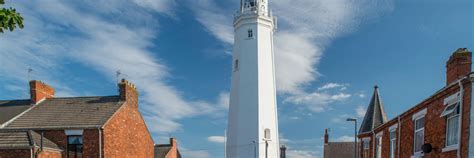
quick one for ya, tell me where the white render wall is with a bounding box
[226,13,279,158]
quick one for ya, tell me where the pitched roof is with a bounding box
[30,131,62,150]
[0,100,33,126]
[359,86,388,134]
[324,142,355,158]
[0,130,60,150]
[3,96,124,129]
[154,144,172,158]
[0,130,31,149]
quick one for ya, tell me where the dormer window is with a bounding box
[248,29,253,38]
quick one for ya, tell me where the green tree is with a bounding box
[0,0,24,33]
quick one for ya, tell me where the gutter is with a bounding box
[372,130,375,158]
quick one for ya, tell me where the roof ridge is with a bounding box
[47,95,120,100]
[0,99,30,102]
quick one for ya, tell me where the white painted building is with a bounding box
[226,0,280,157]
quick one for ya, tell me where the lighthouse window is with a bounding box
[248,29,253,38]
[264,128,271,140]
[234,60,239,71]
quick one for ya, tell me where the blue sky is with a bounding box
[0,0,472,157]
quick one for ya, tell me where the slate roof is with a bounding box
[0,100,33,125]
[155,144,172,158]
[3,96,124,129]
[323,142,355,158]
[359,86,389,134]
[0,130,60,150]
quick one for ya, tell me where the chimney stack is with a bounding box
[280,145,287,158]
[29,80,55,104]
[324,129,329,144]
[446,48,472,84]
[118,79,139,108]
[170,138,177,147]
[170,138,179,157]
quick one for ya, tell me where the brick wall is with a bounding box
[103,80,154,157]
[102,103,154,157]
[37,149,62,158]
[0,149,31,158]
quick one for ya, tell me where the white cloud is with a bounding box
[284,92,351,112]
[318,83,348,91]
[180,150,210,158]
[356,106,367,118]
[335,135,355,142]
[132,0,177,17]
[190,0,234,44]
[330,114,351,123]
[207,136,226,143]
[287,150,319,158]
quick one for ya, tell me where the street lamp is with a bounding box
[347,118,358,158]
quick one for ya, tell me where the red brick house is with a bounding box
[358,48,473,158]
[154,138,181,158]
[323,129,355,158]
[0,79,154,158]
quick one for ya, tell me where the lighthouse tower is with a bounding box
[226,0,279,157]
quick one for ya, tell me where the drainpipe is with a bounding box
[397,116,401,158]
[372,131,375,158]
[457,78,466,158]
[98,128,102,158]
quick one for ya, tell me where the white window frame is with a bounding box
[412,110,426,157]
[443,106,460,152]
[375,133,383,158]
[389,127,397,158]
[441,93,461,152]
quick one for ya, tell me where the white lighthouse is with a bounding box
[226,0,279,157]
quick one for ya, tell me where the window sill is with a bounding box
[411,153,424,158]
[442,145,458,152]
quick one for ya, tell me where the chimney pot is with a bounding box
[324,129,329,144]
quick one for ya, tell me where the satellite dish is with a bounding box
[421,143,433,153]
